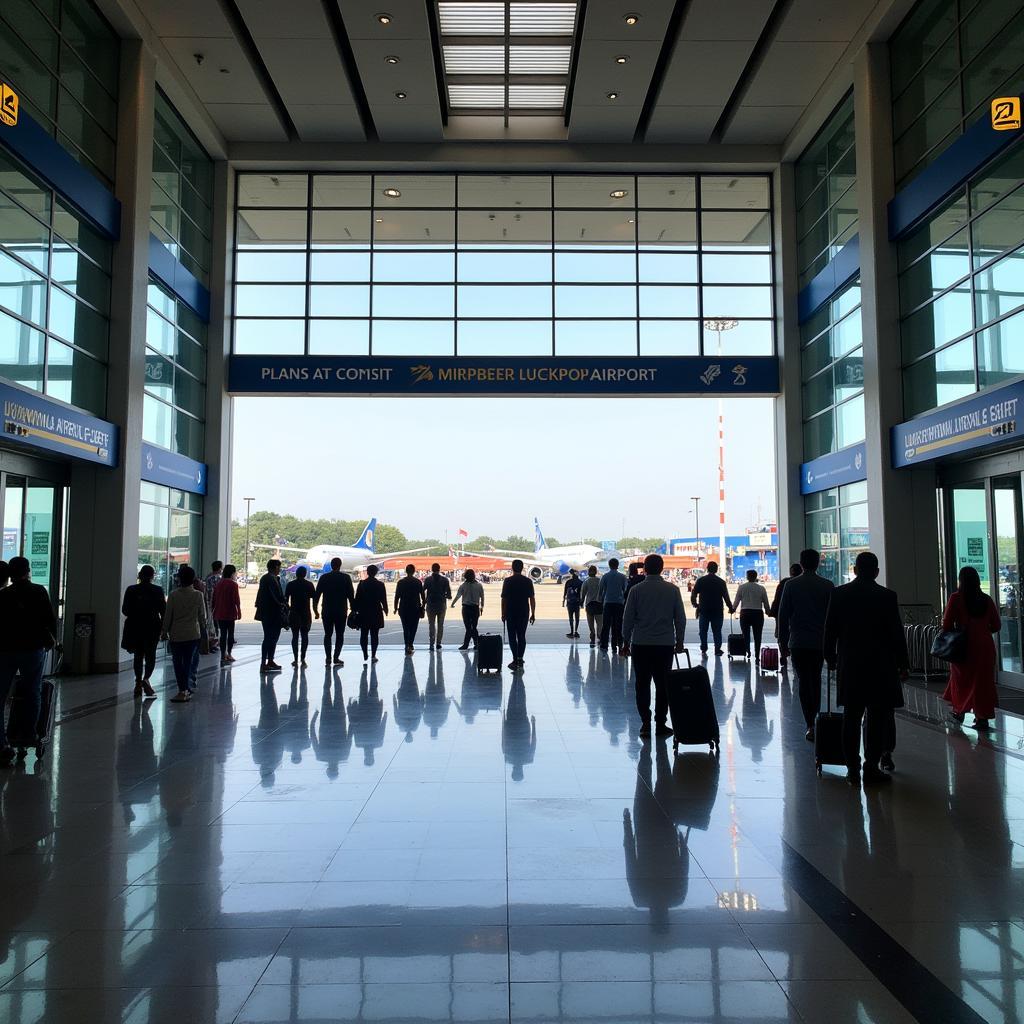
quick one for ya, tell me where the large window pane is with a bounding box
[904,338,976,417]
[234,318,305,354]
[701,176,770,209]
[308,319,370,355]
[312,210,372,248]
[47,286,107,358]
[311,252,371,282]
[554,176,634,208]
[458,320,552,355]
[899,231,970,313]
[373,320,454,355]
[702,285,771,318]
[373,175,455,208]
[237,209,307,249]
[901,287,973,361]
[312,174,371,207]
[804,413,836,461]
[705,319,773,355]
[373,285,454,318]
[701,211,770,251]
[372,210,453,248]
[457,252,551,282]
[238,174,308,207]
[236,252,308,282]
[143,395,173,449]
[554,252,635,282]
[555,320,636,355]
[556,211,635,248]
[977,306,1024,388]
[458,285,552,318]
[971,194,1024,269]
[639,320,699,355]
[556,285,635,318]
[638,286,697,318]
[0,249,46,326]
[458,175,550,208]
[637,212,695,251]
[638,253,698,283]
[973,244,1024,327]
[0,201,50,273]
[235,284,306,318]
[458,210,550,248]
[309,285,370,317]
[0,308,44,391]
[637,176,696,209]
[702,254,771,284]
[373,252,455,282]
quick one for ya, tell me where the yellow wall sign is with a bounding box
[991,96,1021,131]
[0,83,18,127]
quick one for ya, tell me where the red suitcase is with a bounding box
[760,647,779,672]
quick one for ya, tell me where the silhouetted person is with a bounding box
[121,563,165,698]
[580,565,603,647]
[735,569,771,661]
[349,665,387,765]
[251,681,284,787]
[393,660,424,742]
[501,559,536,670]
[314,557,355,666]
[310,671,352,778]
[423,654,451,738]
[423,563,452,649]
[690,560,733,657]
[565,645,583,707]
[625,562,644,596]
[255,559,287,673]
[286,565,317,666]
[621,554,686,739]
[353,564,388,663]
[824,551,908,786]
[394,563,425,656]
[599,557,628,651]
[280,670,311,764]
[734,674,774,762]
[452,568,484,650]
[777,548,834,739]
[563,568,583,638]
[770,562,802,668]
[942,565,1001,731]
[161,564,208,704]
[203,560,223,651]
[502,676,536,781]
[212,563,241,664]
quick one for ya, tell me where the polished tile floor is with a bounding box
[1,645,1022,1023]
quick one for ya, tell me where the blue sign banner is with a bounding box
[1,381,117,466]
[141,442,207,495]
[800,442,867,495]
[228,355,780,396]
[892,381,1024,468]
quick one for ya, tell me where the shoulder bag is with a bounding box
[930,627,967,663]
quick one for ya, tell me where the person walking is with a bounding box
[501,559,536,670]
[212,563,241,664]
[161,565,208,703]
[423,564,452,650]
[941,565,1001,731]
[203,560,223,651]
[395,564,425,655]
[0,557,57,764]
[315,557,355,667]
[735,569,772,662]
[770,563,802,668]
[581,565,602,647]
[599,557,628,652]
[777,548,835,740]
[286,565,317,667]
[625,563,644,597]
[824,552,909,786]
[621,554,687,739]
[255,559,288,673]
[452,568,485,650]
[690,561,734,657]
[563,569,583,638]
[121,564,166,697]
[354,564,388,663]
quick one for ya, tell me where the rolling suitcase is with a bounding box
[760,647,779,672]
[814,669,845,776]
[726,616,747,659]
[477,633,502,675]
[666,650,720,754]
[7,679,57,761]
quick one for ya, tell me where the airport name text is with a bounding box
[4,399,112,448]
[260,365,659,383]
[262,367,393,382]
[902,397,1019,449]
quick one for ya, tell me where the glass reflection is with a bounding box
[502,677,536,781]
[423,655,451,738]
[349,665,387,765]
[309,669,352,777]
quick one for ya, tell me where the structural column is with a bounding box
[62,39,155,671]
[854,42,938,604]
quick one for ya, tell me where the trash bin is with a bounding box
[70,612,95,674]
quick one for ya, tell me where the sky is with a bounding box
[230,396,778,542]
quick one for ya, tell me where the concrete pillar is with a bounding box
[774,162,804,570]
[63,40,154,671]
[201,161,234,569]
[854,42,939,604]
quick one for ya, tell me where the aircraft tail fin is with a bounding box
[534,518,547,553]
[354,518,377,553]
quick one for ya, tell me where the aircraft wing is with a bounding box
[466,547,536,559]
[249,542,309,554]
[365,545,435,561]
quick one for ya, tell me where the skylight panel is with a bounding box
[439,2,505,34]
[448,84,506,108]
[443,46,506,74]
[509,3,577,35]
[508,85,566,107]
[509,46,571,74]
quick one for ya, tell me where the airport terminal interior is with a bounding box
[2,0,1024,1021]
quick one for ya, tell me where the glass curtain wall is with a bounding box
[891,0,1024,187]
[0,148,111,415]
[899,137,1024,418]
[233,173,775,357]
[805,481,870,585]
[0,0,119,187]
[137,482,203,592]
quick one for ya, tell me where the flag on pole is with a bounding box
[458,528,469,538]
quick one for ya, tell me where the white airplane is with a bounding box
[250,518,432,577]
[469,519,612,581]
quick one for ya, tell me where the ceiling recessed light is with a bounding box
[606,92,619,100]
[394,91,406,99]
[609,189,629,199]
[624,13,639,26]
[615,55,628,64]
[375,217,383,223]
[384,54,400,64]
[627,217,635,224]
[382,188,401,198]
[376,12,391,24]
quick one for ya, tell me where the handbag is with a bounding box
[199,633,210,655]
[930,627,967,663]
[347,610,361,630]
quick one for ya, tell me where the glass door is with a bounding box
[992,477,1022,674]
[0,475,64,597]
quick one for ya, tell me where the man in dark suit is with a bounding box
[824,551,909,787]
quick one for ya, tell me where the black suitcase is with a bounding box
[477,633,502,675]
[814,670,845,776]
[726,617,746,659]
[7,679,57,760]
[666,650,720,754]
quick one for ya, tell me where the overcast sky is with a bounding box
[230,396,778,542]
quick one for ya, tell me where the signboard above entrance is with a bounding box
[228,355,780,397]
[141,442,207,496]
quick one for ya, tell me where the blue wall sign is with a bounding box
[228,355,781,396]
[892,381,1024,468]
[800,442,867,495]
[797,235,860,324]
[148,235,211,322]
[141,442,207,495]
[1,381,117,466]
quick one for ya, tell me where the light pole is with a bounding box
[243,497,255,587]
[690,496,701,566]
[703,318,738,576]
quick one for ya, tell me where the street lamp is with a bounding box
[243,497,255,588]
[690,496,701,566]
[703,318,738,577]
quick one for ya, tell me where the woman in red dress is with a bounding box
[941,566,1001,730]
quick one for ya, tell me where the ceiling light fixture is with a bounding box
[376,12,392,25]
[382,188,401,198]
[609,189,628,198]
[624,13,639,26]
[384,55,400,64]
[615,55,628,64]
[394,91,407,99]
[375,217,383,223]
[606,92,619,100]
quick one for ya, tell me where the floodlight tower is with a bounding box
[703,319,738,575]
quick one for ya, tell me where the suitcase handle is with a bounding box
[674,648,692,669]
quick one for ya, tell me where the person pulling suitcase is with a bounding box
[620,554,687,739]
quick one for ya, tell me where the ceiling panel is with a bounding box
[775,0,877,42]
[204,103,288,142]
[722,105,805,143]
[682,0,783,41]
[135,0,235,39]
[737,42,847,107]
[162,37,271,105]
[644,105,722,143]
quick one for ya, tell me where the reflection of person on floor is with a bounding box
[251,681,285,787]
[709,656,737,724]
[393,660,424,742]
[502,677,536,781]
[117,700,158,825]
[565,646,583,707]
[624,742,688,929]
[734,674,773,762]
[423,653,451,738]
[454,652,501,724]
[280,670,311,765]
[310,670,351,778]
[349,666,387,765]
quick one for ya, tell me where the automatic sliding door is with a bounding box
[992,478,1022,674]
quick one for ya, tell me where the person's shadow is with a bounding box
[502,677,536,782]
[349,665,387,766]
[423,653,451,738]
[734,673,774,762]
[565,646,583,707]
[280,670,311,765]
[251,681,285,788]
[453,652,502,725]
[709,656,737,725]
[117,700,158,826]
[623,742,690,929]
[310,669,352,779]
[393,660,424,743]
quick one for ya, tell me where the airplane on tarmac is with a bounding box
[250,518,432,577]
[468,519,615,581]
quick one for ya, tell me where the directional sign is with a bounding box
[991,96,1021,132]
[0,83,18,127]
